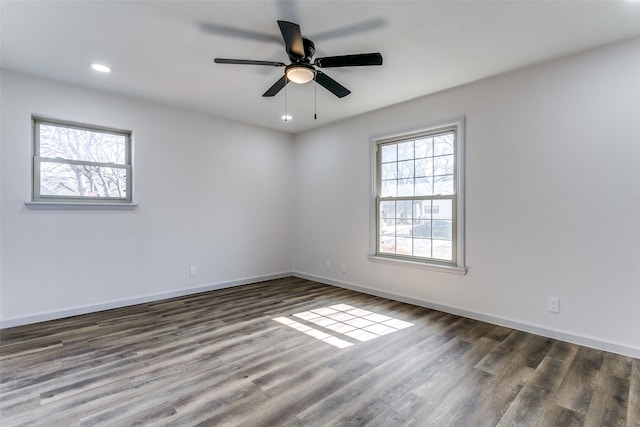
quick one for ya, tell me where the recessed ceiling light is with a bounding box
[90,63,111,73]
[281,114,293,121]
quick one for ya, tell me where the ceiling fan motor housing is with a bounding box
[289,38,315,63]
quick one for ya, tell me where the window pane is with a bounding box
[413,200,432,219]
[381,180,397,197]
[432,220,452,240]
[380,236,395,253]
[398,160,414,179]
[396,223,412,237]
[398,178,414,196]
[380,201,395,218]
[432,240,452,260]
[380,219,395,236]
[414,177,432,196]
[433,199,452,220]
[415,158,432,177]
[434,154,454,176]
[412,220,431,238]
[414,138,432,158]
[381,163,397,180]
[380,144,397,163]
[396,237,412,255]
[434,134,454,155]
[434,175,454,195]
[39,161,127,198]
[39,124,126,164]
[396,200,413,222]
[413,238,431,258]
[397,141,414,161]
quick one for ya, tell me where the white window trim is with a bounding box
[368,116,466,274]
[30,116,135,209]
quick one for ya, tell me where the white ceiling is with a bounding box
[2,0,640,134]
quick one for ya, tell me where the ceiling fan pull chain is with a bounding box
[284,84,288,121]
[314,76,318,120]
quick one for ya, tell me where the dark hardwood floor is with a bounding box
[1,277,638,426]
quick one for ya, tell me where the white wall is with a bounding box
[0,70,294,325]
[293,38,640,357]
[2,38,638,357]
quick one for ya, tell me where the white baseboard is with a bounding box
[4,270,638,359]
[292,271,640,359]
[0,272,292,329]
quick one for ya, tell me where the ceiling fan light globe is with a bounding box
[286,65,315,84]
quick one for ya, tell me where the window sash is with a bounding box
[376,196,457,264]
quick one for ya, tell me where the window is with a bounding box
[32,117,132,203]
[372,118,465,271]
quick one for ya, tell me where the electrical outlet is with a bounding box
[341,262,347,273]
[325,261,331,271]
[189,266,197,278]
[547,297,559,313]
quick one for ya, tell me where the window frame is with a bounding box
[31,116,133,205]
[369,117,466,274]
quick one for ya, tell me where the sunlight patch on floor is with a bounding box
[273,303,414,348]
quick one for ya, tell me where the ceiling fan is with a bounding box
[214,20,383,98]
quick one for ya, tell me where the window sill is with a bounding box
[25,201,138,211]
[367,254,467,275]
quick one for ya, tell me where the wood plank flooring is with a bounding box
[1,277,638,426]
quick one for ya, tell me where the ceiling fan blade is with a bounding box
[277,20,305,57]
[314,53,383,68]
[315,71,351,98]
[308,18,385,42]
[263,75,289,97]
[214,58,285,67]
[199,22,281,44]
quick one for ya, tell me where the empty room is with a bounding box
[1,1,639,425]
